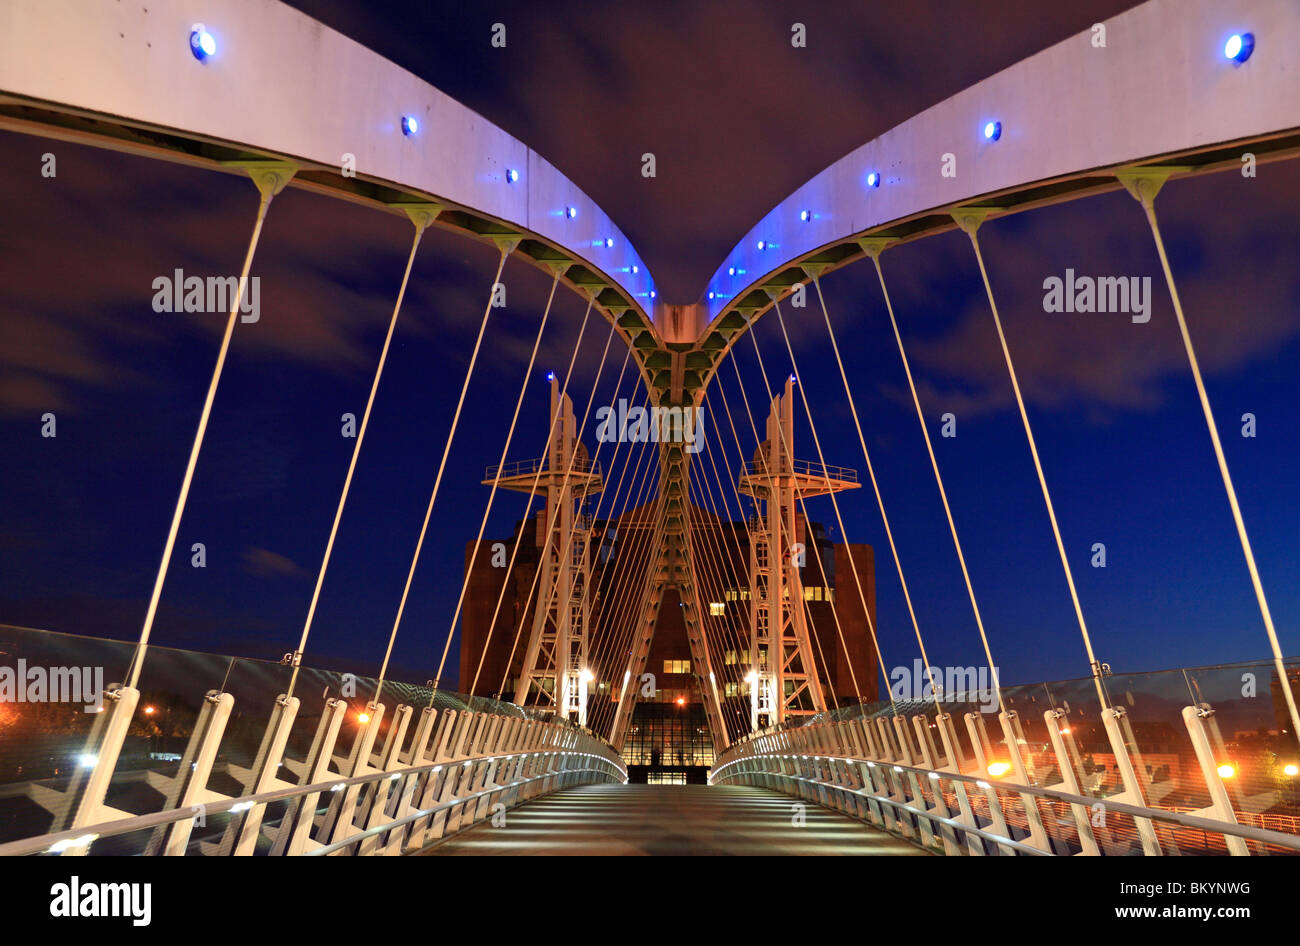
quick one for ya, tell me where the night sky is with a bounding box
[1,0,1296,694]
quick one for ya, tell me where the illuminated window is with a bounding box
[663,659,691,674]
[724,682,739,697]
[708,602,725,616]
[724,650,738,665]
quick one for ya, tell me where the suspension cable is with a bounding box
[806,267,944,707]
[127,168,291,690]
[289,214,435,705]
[860,244,1006,715]
[427,270,567,700]
[955,214,1101,710]
[376,241,514,702]
[1123,177,1300,746]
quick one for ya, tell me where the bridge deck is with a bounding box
[421,784,930,856]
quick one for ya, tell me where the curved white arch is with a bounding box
[0,0,658,333]
[699,0,1300,341]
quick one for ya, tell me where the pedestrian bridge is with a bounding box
[1,0,1299,857]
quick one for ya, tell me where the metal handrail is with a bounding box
[711,751,1300,853]
[740,458,858,483]
[485,457,601,481]
[306,762,619,855]
[1,746,626,857]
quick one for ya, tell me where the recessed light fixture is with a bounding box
[190,24,216,61]
[1224,32,1255,63]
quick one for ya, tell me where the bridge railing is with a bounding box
[740,458,858,484]
[714,658,1300,856]
[485,456,601,481]
[0,624,625,855]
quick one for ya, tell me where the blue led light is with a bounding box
[631,265,639,274]
[866,171,880,188]
[1224,32,1254,63]
[728,267,736,276]
[983,120,1001,141]
[650,290,656,299]
[799,209,811,222]
[546,371,556,382]
[190,24,216,61]
[565,206,578,219]
[401,115,419,136]
[604,237,614,248]
[506,168,519,183]
[708,291,715,300]
[757,240,766,251]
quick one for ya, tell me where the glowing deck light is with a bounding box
[799,209,811,222]
[506,168,519,183]
[728,267,736,276]
[357,712,370,724]
[1285,764,1299,777]
[190,25,216,61]
[631,264,638,274]
[986,761,1012,778]
[565,206,578,219]
[745,671,757,684]
[983,120,1002,141]
[1217,763,1236,779]
[675,696,686,706]
[143,705,156,715]
[866,171,880,188]
[580,669,594,683]
[1224,33,1254,63]
[77,753,98,768]
[649,290,656,299]
[604,237,614,248]
[708,291,715,300]
[401,115,419,136]
[756,240,767,250]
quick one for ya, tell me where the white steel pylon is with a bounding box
[737,376,857,729]
[493,375,602,724]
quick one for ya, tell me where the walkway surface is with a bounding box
[422,783,930,855]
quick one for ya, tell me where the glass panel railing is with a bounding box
[0,623,572,846]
